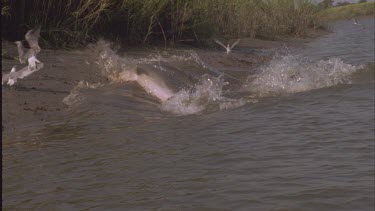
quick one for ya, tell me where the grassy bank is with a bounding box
[2,0,323,48]
[319,2,375,21]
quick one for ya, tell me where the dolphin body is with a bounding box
[118,65,175,102]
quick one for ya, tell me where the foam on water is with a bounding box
[244,54,363,96]
[63,81,104,107]
[161,74,247,115]
[94,40,138,83]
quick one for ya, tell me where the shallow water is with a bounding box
[3,17,374,210]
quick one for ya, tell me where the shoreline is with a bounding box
[2,31,327,138]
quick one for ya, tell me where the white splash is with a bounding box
[94,41,187,102]
[93,41,250,113]
[244,54,362,96]
[160,74,245,115]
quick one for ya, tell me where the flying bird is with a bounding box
[2,63,44,86]
[214,39,240,54]
[2,66,24,86]
[15,26,42,64]
[27,55,42,69]
[25,25,41,52]
[3,26,44,87]
[2,67,16,85]
[20,62,44,79]
[15,41,36,64]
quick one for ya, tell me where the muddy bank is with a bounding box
[2,35,321,137]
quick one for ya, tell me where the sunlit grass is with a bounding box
[319,2,375,21]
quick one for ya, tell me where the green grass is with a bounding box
[319,2,375,21]
[2,0,324,48]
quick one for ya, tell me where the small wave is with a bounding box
[244,54,363,96]
[63,81,104,107]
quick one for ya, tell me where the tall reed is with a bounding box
[1,0,323,48]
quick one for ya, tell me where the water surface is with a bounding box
[3,17,374,210]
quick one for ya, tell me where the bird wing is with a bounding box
[15,41,27,63]
[214,39,227,49]
[14,67,26,78]
[2,72,11,84]
[17,66,32,79]
[3,67,18,82]
[230,39,240,49]
[25,26,41,52]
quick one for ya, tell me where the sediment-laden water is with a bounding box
[3,17,374,210]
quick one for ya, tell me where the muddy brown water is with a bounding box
[2,17,374,210]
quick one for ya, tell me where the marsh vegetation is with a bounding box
[319,2,375,21]
[1,0,325,48]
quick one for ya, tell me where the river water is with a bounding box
[3,17,374,210]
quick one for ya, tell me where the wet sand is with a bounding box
[1,33,324,137]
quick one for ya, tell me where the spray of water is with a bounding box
[244,54,362,96]
[160,74,246,115]
[90,41,363,115]
[63,81,104,107]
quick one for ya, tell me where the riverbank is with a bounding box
[2,0,323,48]
[319,2,375,21]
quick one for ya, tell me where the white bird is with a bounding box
[25,25,41,53]
[7,77,17,86]
[2,67,16,85]
[214,39,240,54]
[3,26,44,87]
[2,61,44,86]
[2,67,23,86]
[352,18,366,30]
[28,55,42,69]
[19,62,44,79]
[15,26,42,64]
[15,41,36,64]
